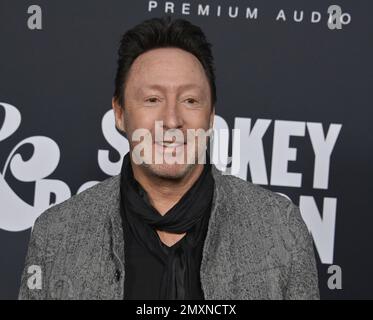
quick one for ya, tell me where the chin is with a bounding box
[143,162,195,180]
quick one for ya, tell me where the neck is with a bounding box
[131,162,205,215]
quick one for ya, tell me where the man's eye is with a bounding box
[185,98,197,104]
[145,97,159,103]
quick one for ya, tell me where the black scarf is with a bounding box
[119,152,214,299]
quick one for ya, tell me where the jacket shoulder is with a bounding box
[212,167,306,247]
[33,174,121,232]
[213,167,293,214]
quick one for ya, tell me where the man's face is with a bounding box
[113,47,214,179]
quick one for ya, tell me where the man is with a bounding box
[18,15,319,300]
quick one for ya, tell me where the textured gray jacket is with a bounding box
[18,165,319,300]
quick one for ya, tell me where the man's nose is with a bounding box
[162,101,183,130]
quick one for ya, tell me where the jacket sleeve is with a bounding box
[18,212,49,300]
[284,201,320,300]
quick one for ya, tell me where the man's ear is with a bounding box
[112,97,126,133]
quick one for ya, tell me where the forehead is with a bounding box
[126,47,209,92]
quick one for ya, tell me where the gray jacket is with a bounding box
[18,165,319,300]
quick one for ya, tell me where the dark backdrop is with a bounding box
[0,0,372,299]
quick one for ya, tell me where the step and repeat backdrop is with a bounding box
[0,0,372,299]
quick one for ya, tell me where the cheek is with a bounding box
[183,111,212,130]
[125,110,156,134]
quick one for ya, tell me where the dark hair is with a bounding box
[113,15,217,109]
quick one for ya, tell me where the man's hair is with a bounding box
[113,15,217,109]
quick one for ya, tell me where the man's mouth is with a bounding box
[155,141,185,148]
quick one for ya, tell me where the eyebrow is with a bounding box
[139,83,203,93]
